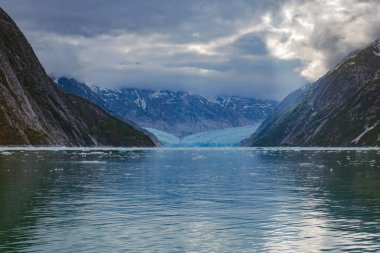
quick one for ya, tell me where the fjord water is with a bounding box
[0,148,379,252]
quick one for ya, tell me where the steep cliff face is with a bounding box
[245,40,380,147]
[0,8,154,146]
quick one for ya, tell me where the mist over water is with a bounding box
[0,148,380,252]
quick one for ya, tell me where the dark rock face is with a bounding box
[245,40,380,147]
[57,78,278,137]
[0,8,154,146]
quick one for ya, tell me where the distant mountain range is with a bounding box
[0,8,154,147]
[56,77,278,137]
[244,40,380,147]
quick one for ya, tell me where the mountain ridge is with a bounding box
[57,77,278,137]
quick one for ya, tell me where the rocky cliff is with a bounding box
[0,8,154,146]
[245,40,380,147]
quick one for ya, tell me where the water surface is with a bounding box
[0,147,379,252]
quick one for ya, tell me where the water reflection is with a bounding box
[0,148,379,252]
[253,150,380,252]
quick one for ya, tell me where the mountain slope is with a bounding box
[57,78,278,137]
[241,83,312,146]
[245,40,380,147]
[0,8,154,146]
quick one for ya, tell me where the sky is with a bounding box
[1,0,380,100]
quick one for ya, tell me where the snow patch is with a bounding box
[205,96,218,103]
[134,90,147,110]
[351,122,379,144]
[217,97,232,106]
[149,90,166,99]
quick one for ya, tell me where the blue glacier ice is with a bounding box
[145,124,261,147]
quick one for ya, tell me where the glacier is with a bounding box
[145,124,261,147]
[144,128,181,146]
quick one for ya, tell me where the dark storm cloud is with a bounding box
[3,0,195,36]
[1,0,379,100]
[2,0,284,37]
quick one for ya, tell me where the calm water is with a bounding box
[0,147,380,252]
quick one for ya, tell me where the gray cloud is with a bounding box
[1,0,379,100]
[2,0,278,38]
[233,34,268,56]
[263,0,380,79]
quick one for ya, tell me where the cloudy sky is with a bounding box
[2,0,380,100]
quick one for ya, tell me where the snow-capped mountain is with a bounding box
[57,77,278,137]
